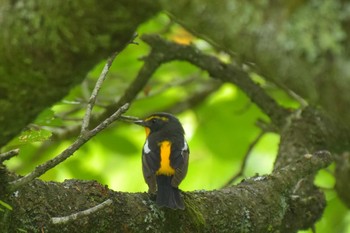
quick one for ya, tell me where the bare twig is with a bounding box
[89,104,129,136]
[118,115,140,123]
[51,199,113,224]
[0,149,20,163]
[222,130,266,188]
[81,32,137,133]
[81,51,119,133]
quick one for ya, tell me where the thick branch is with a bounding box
[274,106,346,170]
[141,34,290,128]
[2,151,331,232]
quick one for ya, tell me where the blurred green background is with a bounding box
[3,13,350,233]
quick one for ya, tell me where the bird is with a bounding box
[134,112,189,210]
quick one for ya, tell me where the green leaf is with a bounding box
[6,128,52,148]
[35,108,63,127]
[17,229,28,233]
[0,200,13,211]
[18,128,52,144]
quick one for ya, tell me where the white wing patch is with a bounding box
[182,138,188,151]
[143,139,151,154]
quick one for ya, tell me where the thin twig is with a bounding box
[51,199,113,224]
[89,104,129,137]
[81,32,137,133]
[118,115,140,123]
[222,130,266,188]
[81,51,119,133]
[0,149,20,163]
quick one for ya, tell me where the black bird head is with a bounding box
[134,112,184,137]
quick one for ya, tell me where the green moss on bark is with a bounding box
[0,0,160,147]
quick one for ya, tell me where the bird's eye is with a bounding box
[151,118,157,123]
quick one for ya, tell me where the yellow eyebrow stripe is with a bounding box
[145,116,169,122]
[156,141,175,176]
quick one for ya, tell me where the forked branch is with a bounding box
[7,49,129,192]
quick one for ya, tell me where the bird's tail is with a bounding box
[156,175,184,210]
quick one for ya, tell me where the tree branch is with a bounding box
[81,52,119,133]
[7,103,129,193]
[51,199,113,225]
[0,149,19,164]
[4,150,332,232]
[141,34,290,128]
[81,33,138,133]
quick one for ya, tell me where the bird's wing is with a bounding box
[171,141,189,188]
[142,140,159,193]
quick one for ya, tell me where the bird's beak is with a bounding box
[133,119,146,126]
[134,119,151,137]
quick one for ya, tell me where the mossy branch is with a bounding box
[3,150,331,232]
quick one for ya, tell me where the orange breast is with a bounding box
[156,140,175,176]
